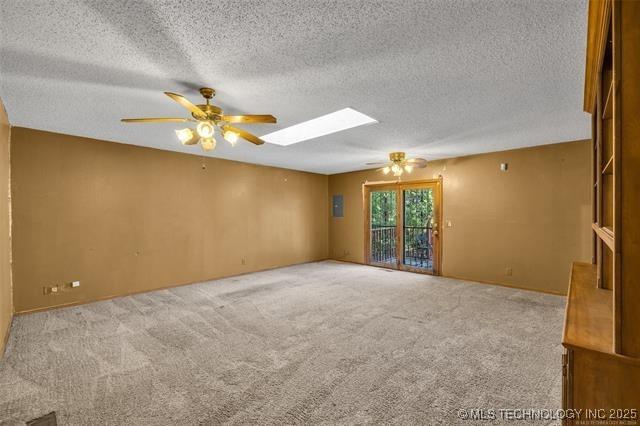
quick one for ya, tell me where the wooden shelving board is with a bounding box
[593,223,614,250]
[602,80,613,120]
[602,155,613,175]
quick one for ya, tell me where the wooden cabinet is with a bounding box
[562,0,640,422]
[563,346,640,423]
[562,263,640,424]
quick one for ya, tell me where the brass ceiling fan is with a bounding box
[121,87,276,151]
[366,152,427,177]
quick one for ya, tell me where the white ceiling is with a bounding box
[0,0,590,174]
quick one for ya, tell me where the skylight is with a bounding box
[261,108,378,146]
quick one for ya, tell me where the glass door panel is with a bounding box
[365,180,440,274]
[369,190,397,267]
[402,188,434,272]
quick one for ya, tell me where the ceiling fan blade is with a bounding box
[222,125,265,145]
[406,158,428,168]
[121,117,191,123]
[365,161,388,166]
[164,92,207,119]
[222,115,277,124]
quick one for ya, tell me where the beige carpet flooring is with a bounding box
[0,261,565,425]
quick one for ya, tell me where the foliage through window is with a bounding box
[370,191,396,227]
[403,189,433,226]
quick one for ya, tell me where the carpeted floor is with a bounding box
[0,261,565,425]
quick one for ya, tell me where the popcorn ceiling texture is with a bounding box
[0,0,589,174]
[0,261,564,424]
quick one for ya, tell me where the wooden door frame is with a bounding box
[363,177,443,275]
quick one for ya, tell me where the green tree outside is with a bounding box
[403,189,433,227]
[370,189,433,227]
[370,191,396,227]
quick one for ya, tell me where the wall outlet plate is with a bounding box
[45,281,81,294]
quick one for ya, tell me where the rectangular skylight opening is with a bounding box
[261,108,378,146]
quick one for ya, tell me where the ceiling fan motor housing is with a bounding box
[193,104,222,121]
[194,88,222,121]
[389,152,406,162]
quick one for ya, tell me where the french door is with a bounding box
[364,179,442,275]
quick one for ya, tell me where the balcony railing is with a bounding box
[371,225,397,264]
[370,224,432,269]
[403,226,433,268]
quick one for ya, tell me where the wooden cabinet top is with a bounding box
[562,262,613,354]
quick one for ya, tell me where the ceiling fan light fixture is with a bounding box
[223,130,239,146]
[200,137,216,151]
[175,128,198,145]
[196,121,215,138]
[369,152,427,177]
[122,88,274,149]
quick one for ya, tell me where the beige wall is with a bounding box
[8,127,591,314]
[329,140,592,294]
[11,128,328,313]
[0,99,12,354]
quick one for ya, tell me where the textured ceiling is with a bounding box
[0,0,589,174]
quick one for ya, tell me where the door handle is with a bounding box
[432,223,438,237]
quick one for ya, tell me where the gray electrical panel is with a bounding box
[332,195,344,218]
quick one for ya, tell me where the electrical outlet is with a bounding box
[44,281,80,295]
[43,285,59,295]
[241,258,246,265]
[59,282,74,291]
[505,267,513,276]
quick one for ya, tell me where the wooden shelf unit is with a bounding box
[591,1,616,295]
[562,0,640,420]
